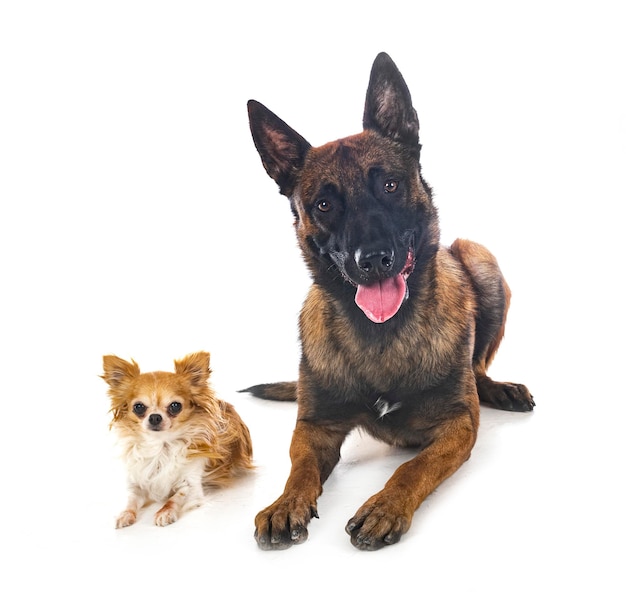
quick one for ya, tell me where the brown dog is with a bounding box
[244,52,534,551]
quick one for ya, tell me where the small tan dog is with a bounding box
[102,351,253,528]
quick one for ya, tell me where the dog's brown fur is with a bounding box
[244,53,534,550]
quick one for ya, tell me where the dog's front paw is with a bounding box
[345,495,411,551]
[115,510,137,529]
[254,497,318,550]
[155,504,179,527]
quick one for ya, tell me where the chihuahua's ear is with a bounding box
[101,355,140,388]
[174,351,211,388]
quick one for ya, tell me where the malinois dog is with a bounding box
[244,52,534,551]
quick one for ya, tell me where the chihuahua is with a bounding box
[102,351,253,528]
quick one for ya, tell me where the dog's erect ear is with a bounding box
[247,100,311,197]
[101,355,140,387]
[174,351,211,388]
[363,52,420,147]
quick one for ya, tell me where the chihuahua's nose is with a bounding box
[148,414,163,427]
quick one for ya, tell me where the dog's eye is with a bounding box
[316,199,332,213]
[168,402,182,416]
[384,179,399,193]
[132,402,147,417]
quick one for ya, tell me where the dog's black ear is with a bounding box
[247,100,311,197]
[363,52,420,147]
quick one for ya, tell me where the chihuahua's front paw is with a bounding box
[116,509,137,528]
[155,503,178,527]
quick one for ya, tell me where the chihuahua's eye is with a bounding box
[384,179,399,193]
[133,403,147,417]
[168,402,182,416]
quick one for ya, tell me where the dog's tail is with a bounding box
[239,381,297,402]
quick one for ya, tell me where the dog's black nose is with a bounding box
[148,414,163,426]
[356,249,395,276]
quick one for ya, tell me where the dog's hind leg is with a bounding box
[450,238,535,412]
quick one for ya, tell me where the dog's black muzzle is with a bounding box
[335,228,414,287]
[354,247,395,280]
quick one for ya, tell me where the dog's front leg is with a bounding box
[255,419,348,550]
[346,409,478,550]
[116,485,147,528]
[154,476,205,527]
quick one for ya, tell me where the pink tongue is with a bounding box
[355,274,407,323]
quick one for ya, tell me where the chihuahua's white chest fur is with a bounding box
[122,434,205,502]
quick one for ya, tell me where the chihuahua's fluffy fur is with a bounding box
[102,351,253,528]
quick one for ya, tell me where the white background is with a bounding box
[1,1,624,590]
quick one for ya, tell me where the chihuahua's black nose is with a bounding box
[148,414,163,427]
